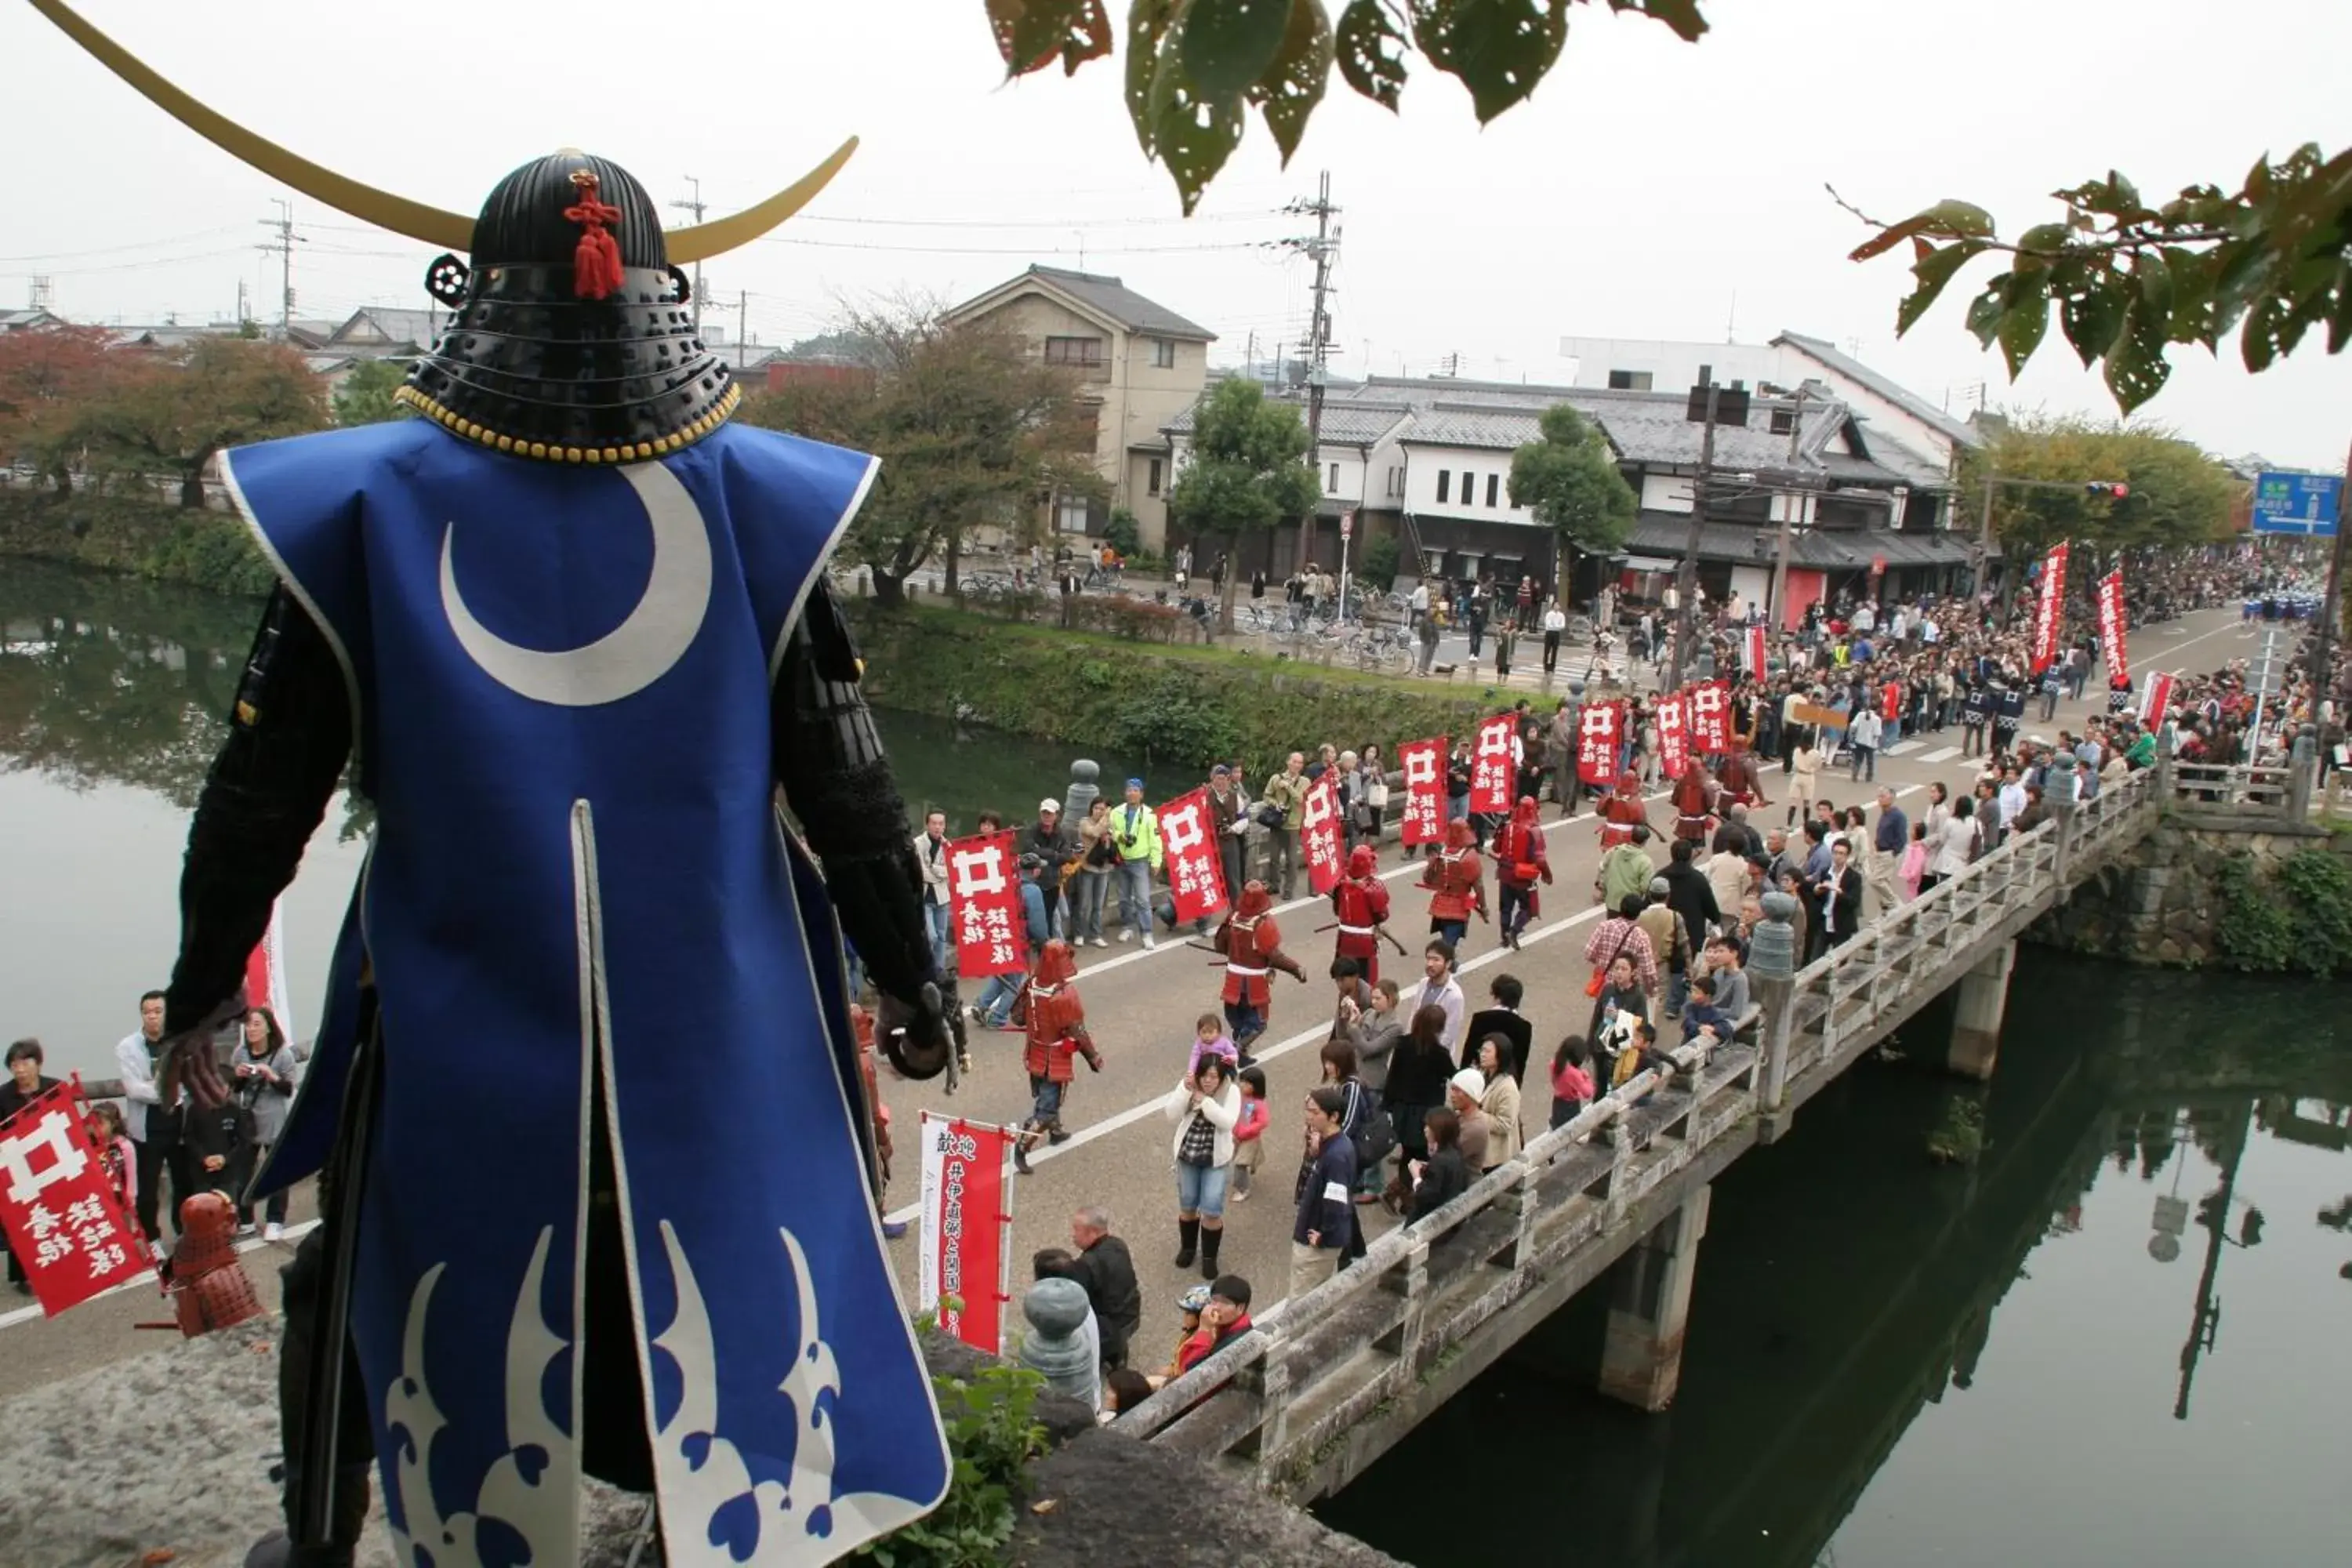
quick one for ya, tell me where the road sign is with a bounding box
[2252,470,2341,536]
[1340,510,1354,540]
[1869,554,1886,576]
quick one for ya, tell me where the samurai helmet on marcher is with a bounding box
[1346,844,1378,879]
[1234,880,1273,918]
[1032,938,1080,988]
[1446,819,1478,850]
[1512,795,1540,827]
[24,0,856,463]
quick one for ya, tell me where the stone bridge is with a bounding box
[1123,757,2308,1501]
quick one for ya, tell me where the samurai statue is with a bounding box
[27,5,955,1565]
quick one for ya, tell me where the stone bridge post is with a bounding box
[1596,1185,1711,1412]
[1947,939,2017,1081]
[1748,890,1799,1137]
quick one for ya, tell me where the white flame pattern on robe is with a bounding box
[379,1220,908,1568]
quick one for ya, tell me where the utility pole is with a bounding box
[670,177,706,334]
[1769,387,1804,633]
[2307,434,2352,705]
[1280,171,1340,572]
[736,289,749,363]
[255,199,302,333]
[1670,379,1723,691]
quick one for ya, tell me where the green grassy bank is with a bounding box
[850,601,1505,775]
[0,490,277,597]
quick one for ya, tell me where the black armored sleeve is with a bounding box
[772,576,940,1007]
[162,586,353,1036]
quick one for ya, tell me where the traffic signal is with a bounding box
[2085,481,2130,499]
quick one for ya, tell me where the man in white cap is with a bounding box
[1446,1068,1491,1172]
[1024,796,1077,939]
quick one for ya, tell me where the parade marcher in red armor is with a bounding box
[161,1191,265,1337]
[1212,880,1305,1053]
[1671,757,1718,846]
[1715,736,1768,812]
[1330,844,1394,986]
[1597,770,1653,850]
[1489,797,1552,950]
[1419,820,1489,949]
[1016,940,1101,1174]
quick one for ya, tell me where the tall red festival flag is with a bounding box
[1740,624,1767,678]
[916,1112,1015,1354]
[2031,542,2070,673]
[242,898,294,1032]
[2096,569,2129,686]
[1657,690,1690,779]
[1397,738,1446,846]
[1469,713,1516,813]
[1157,787,1228,924]
[1576,702,1622,786]
[1690,682,1731,754]
[947,830,1025,979]
[1301,772,1345,895]
[2139,670,2176,724]
[0,1079,152,1318]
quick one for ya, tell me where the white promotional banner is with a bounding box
[916,1112,1016,1355]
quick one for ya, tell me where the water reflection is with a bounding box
[1316,961,2352,1568]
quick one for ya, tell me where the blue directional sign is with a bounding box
[2252,470,2341,536]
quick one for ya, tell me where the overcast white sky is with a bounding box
[5,0,2347,467]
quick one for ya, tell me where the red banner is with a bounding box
[1657,691,1690,779]
[1301,772,1345,894]
[1577,702,1622,786]
[0,1080,151,1317]
[2139,670,2176,724]
[1158,787,1227,924]
[1398,738,1446,845]
[1740,624,1767,677]
[949,830,1025,979]
[1689,681,1730,755]
[2031,542,2070,673]
[2096,568,2129,686]
[1470,713,1516,814]
[916,1112,1014,1355]
[242,899,293,1036]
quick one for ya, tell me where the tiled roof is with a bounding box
[1627,514,1976,570]
[1399,408,1542,451]
[970,265,1215,340]
[1773,332,1984,449]
[330,307,443,349]
[1161,397,1407,442]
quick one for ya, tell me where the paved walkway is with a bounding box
[0,605,2263,1403]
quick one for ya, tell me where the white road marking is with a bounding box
[1885,739,1923,757]
[1920,745,1962,763]
[0,1218,320,1333]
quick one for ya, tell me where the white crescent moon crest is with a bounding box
[441,463,713,707]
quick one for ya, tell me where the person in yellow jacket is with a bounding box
[1111,778,1165,949]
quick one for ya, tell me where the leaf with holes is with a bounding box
[1335,0,1408,108]
[1894,238,1987,336]
[1148,19,1250,213]
[1409,0,1570,124]
[2057,268,2129,368]
[1963,279,2009,349]
[1126,0,1185,158]
[1182,0,1301,95]
[989,0,1113,77]
[1248,0,1334,164]
[2104,303,2172,412]
[1605,0,1709,42]
[1848,198,1997,263]
[2134,249,2174,339]
[1998,269,2050,379]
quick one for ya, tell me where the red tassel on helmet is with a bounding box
[564,169,626,300]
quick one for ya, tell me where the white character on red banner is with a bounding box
[1301,775,1345,895]
[1159,788,1228,925]
[1471,714,1515,814]
[1399,739,1446,848]
[1577,703,1621,789]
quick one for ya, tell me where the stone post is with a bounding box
[2289,725,2318,821]
[1946,938,2016,1081]
[1749,890,1798,1130]
[1064,759,1101,823]
[1596,1184,1711,1412]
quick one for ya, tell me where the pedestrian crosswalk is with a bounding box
[1918,745,1962,763]
[1884,739,1923,756]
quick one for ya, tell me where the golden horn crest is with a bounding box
[25,0,853,264]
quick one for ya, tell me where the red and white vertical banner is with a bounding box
[1740,624,1767,677]
[2096,569,2129,686]
[1690,682,1730,755]
[1301,772,1345,894]
[2031,542,2070,673]
[2138,670,2176,724]
[948,830,1025,979]
[1470,713,1516,813]
[241,899,294,1034]
[916,1112,1014,1355]
[1577,702,1623,786]
[1657,691,1690,779]
[1398,738,1446,845]
[0,1079,152,1318]
[1158,787,1228,925]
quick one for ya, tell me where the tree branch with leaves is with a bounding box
[1507,403,1633,601]
[1164,376,1320,630]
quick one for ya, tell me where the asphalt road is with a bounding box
[0,603,2261,1404]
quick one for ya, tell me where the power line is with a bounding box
[256,199,304,333]
[0,227,247,263]
[752,234,1277,256]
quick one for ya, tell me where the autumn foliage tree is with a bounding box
[66,338,328,506]
[739,304,1105,605]
[0,324,121,490]
[1964,415,2241,564]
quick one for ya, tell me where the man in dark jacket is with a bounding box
[2,1040,64,1293]
[1461,972,1534,1082]
[1291,1087,1359,1298]
[1659,840,1722,1014]
[1070,1206,1142,1370]
[1025,799,1078,939]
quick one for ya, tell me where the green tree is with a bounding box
[1164,376,1319,630]
[1963,416,2241,567]
[740,303,1104,606]
[67,338,328,507]
[1507,403,1635,601]
[332,358,416,426]
[1355,531,1400,591]
[1103,505,1143,558]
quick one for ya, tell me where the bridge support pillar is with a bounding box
[1947,938,2016,1081]
[1596,1185,1710,1412]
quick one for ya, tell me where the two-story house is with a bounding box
[944,264,1212,551]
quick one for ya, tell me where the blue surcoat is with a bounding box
[223,419,948,1568]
